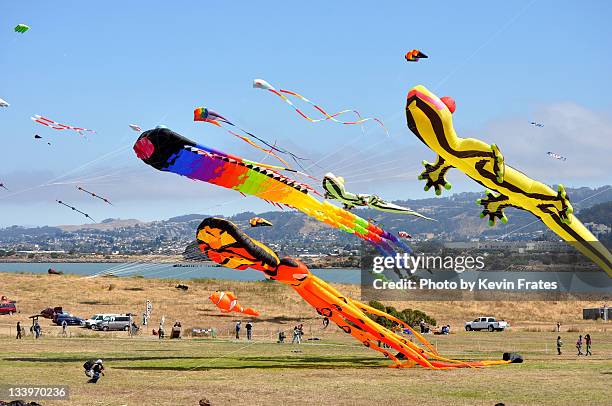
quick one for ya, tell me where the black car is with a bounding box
[54,314,84,326]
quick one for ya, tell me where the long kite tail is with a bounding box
[194,106,312,172]
[242,308,260,317]
[31,115,96,134]
[253,79,388,135]
[308,276,512,369]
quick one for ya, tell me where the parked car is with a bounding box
[465,317,508,332]
[53,314,84,326]
[82,314,118,329]
[40,306,62,319]
[93,315,132,331]
[0,302,17,315]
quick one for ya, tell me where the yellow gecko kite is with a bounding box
[405,85,612,276]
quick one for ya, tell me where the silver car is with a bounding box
[93,315,132,331]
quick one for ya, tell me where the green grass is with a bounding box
[0,331,610,406]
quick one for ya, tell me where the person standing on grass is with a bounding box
[16,321,22,339]
[33,321,41,339]
[322,317,329,329]
[585,334,592,356]
[556,336,563,355]
[292,325,301,344]
[576,335,583,356]
[556,322,561,332]
[235,321,241,339]
[158,321,164,339]
[245,321,253,340]
[62,319,68,337]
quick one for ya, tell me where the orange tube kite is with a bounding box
[197,217,520,369]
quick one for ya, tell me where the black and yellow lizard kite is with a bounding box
[405,85,612,276]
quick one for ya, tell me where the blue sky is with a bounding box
[1,1,611,226]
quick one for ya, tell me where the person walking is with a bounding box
[62,319,68,337]
[585,334,592,356]
[16,321,22,339]
[235,321,241,339]
[556,322,561,332]
[245,321,253,340]
[556,336,563,355]
[576,335,583,356]
[33,321,41,339]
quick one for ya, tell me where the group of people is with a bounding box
[276,324,305,344]
[235,321,254,340]
[556,334,593,356]
[15,321,42,339]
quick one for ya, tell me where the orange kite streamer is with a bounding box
[197,217,521,369]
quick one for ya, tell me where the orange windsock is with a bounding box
[209,290,260,317]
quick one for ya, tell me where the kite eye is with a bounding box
[440,96,456,114]
[134,137,155,160]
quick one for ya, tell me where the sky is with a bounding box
[1,0,611,227]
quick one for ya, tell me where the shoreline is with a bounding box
[0,255,359,269]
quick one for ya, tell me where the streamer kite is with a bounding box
[129,124,142,132]
[323,172,434,220]
[31,115,96,135]
[0,98,8,107]
[249,217,273,227]
[209,290,259,316]
[134,127,409,256]
[197,217,519,369]
[0,183,8,191]
[194,107,306,169]
[547,152,567,161]
[253,79,388,134]
[405,49,428,62]
[406,84,612,276]
[530,122,544,128]
[56,200,95,222]
[77,186,112,205]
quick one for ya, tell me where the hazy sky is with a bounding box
[1,1,611,226]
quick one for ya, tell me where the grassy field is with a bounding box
[0,331,610,406]
[0,273,610,405]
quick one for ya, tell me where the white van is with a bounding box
[82,314,119,329]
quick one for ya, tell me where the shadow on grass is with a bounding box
[4,355,219,362]
[114,356,385,370]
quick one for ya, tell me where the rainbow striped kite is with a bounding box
[134,127,408,255]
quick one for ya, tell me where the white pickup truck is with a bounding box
[465,317,508,332]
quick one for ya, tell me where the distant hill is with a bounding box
[59,218,144,232]
[578,201,612,225]
[1,186,610,255]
